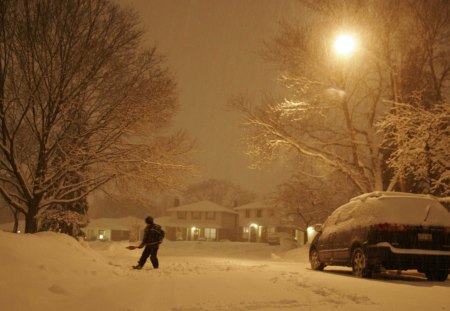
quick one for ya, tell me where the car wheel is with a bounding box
[425,270,448,282]
[352,247,372,278]
[310,248,325,271]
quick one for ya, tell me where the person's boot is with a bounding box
[132,264,143,270]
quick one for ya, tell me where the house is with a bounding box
[0,220,25,233]
[234,202,305,244]
[83,216,144,241]
[156,200,238,241]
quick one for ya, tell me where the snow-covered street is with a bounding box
[0,231,448,311]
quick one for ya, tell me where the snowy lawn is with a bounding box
[0,231,448,311]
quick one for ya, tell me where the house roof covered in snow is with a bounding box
[167,200,237,214]
[154,216,230,228]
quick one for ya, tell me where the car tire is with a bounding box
[352,247,372,278]
[310,248,325,271]
[425,270,448,282]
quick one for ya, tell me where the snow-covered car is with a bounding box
[309,192,450,281]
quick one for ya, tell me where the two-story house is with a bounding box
[234,201,277,242]
[234,201,304,243]
[156,200,238,241]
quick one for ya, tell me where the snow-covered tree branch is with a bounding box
[0,0,194,233]
[231,0,449,200]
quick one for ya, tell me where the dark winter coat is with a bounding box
[139,224,163,248]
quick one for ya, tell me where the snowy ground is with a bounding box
[0,231,448,311]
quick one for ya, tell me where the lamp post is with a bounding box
[333,33,404,191]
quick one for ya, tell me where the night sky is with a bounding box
[125,0,302,194]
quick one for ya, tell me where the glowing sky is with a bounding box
[126,0,301,194]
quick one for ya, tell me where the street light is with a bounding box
[334,34,356,57]
[333,32,404,191]
[333,33,400,103]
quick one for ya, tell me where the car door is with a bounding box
[317,211,340,263]
[332,203,355,263]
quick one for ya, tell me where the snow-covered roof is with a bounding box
[85,216,144,230]
[234,201,269,210]
[154,216,229,229]
[167,200,237,214]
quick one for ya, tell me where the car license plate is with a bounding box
[418,233,432,241]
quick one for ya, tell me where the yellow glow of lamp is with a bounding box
[334,34,356,56]
[307,226,315,234]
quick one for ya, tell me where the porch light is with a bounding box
[307,226,315,234]
[98,234,104,240]
[250,223,259,229]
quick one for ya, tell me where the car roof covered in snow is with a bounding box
[322,192,450,233]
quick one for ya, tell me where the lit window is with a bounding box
[204,228,216,240]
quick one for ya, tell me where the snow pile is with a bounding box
[0,231,448,311]
[0,231,118,311]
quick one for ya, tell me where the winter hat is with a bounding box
[145,216,154,224]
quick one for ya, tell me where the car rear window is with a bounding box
[353,197,450,226]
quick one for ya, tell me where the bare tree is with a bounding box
[0,0,194,233]
[270,169,357,234]
[231,0,449,196]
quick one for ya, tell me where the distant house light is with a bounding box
[250,223,259,229]
[98,234,104,240]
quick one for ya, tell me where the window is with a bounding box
[256,209,262,217]
[204,228,217,240]
[205,212,216,220]
[177,211,187,219]
[245,210,250,218]
[191,211,201,220]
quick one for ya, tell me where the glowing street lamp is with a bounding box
[333,32,400,103]
[334,34,356,57]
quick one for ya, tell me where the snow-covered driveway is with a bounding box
[0,232,448,311]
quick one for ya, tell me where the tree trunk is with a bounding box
[12,211,19,233]
[25,205,38,233]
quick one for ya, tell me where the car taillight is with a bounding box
[373,223,409,232]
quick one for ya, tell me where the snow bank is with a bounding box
[0,231,117,311]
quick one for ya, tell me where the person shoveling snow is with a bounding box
[126,216,165,270]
